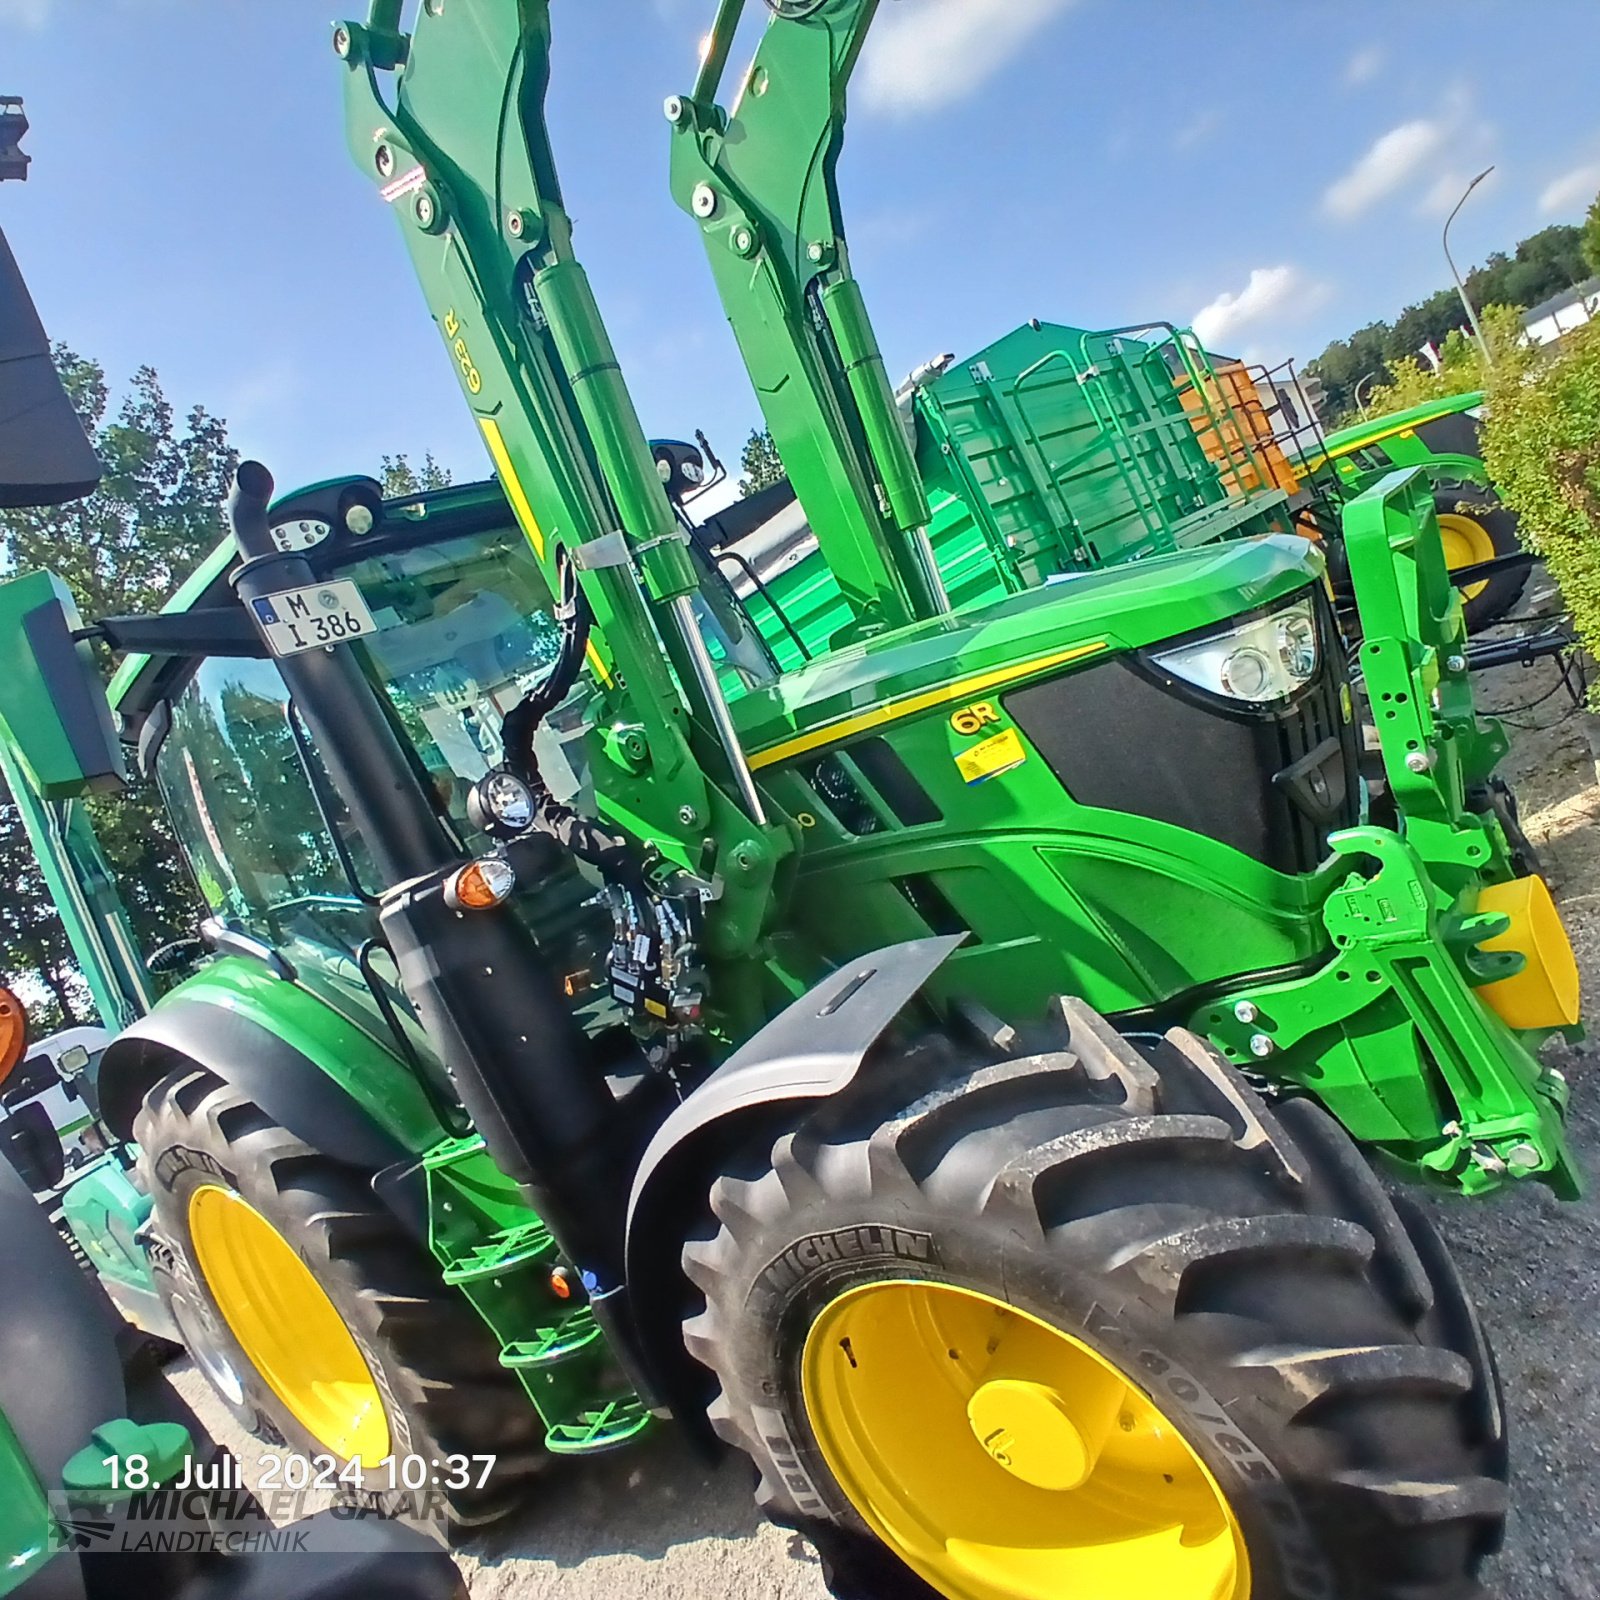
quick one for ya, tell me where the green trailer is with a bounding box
[0,6,1583,1599]
[716,316,1299,669]
[717,342,1527,673]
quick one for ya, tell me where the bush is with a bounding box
[1481,317,1600,694]
[1361,304,1533,417]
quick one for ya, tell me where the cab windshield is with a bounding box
[333,517,777,824]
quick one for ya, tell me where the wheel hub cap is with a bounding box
[187,1184,389,1464]
[801,1279,1249,1600]
[967,1378,1100,1491]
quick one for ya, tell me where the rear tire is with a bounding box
[135,1066,543,1530]
[150,1246,263,1439]
[1435,486,1529,631]
[682,1003,1504,1600]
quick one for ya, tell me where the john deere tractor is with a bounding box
[0,147,465,1600]
[0,5,1584,1599]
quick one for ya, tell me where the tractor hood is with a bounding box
[732,534,1325,762]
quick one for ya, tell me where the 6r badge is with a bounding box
[950,700,1000,736]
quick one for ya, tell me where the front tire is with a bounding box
[682,1003,1504,1600]
[135,1066,543,1529]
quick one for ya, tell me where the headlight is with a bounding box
[467,767,537,837]
[1147,596,1320,705]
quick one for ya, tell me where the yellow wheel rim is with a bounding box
[801,1281,1248,1600]
[187,1184,390,1464]
[1437,511,1496,601]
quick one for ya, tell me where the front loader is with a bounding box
[0,5,1585,1599]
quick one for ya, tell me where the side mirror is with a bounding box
[57,1044,91,1080]
[0,224,102,509]
[0,570,127,798]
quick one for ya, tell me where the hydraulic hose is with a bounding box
[499,551,644,888]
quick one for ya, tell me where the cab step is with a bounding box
[543,1395,652,1456]
[499,1305,602,1371]
[439,1220,557,1286]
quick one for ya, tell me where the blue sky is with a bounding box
[4,0,1598,499]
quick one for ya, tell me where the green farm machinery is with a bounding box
[704,324,1530,669]
[0,130,465,1599]
[0,4,1585,1598]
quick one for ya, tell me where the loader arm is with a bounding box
[669,0,943,640]
[335,1,787,950]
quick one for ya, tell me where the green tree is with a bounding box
[0,349,235,1027]
[1470,224,1588,309]
[1305,322,1393,421]
[1307,222,1589,422]
[1360,304,1530,416]
[1582,190,1600,279]
[737,428,785,497]
[380,451,453,498]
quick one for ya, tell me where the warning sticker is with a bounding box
[955,728,1027,785]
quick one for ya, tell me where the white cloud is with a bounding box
[1322,119,1449,219]
[1192,265,1330,354]
[1539,161,1600,216]
[1344,45,1384,87]
[859,0,1077,118]
[0,0,52,27]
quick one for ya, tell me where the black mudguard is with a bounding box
[97,1000,408,1175]
[622,935,963,1426]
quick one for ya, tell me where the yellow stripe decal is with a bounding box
[584,637,615,688]
[479,417,546,560]
[1306,417,1432,475]
[479,417,616,687]
[748,641,1105,770]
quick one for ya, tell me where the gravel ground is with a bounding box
[1415,612,1600,1600]
[168,600,1600,1599]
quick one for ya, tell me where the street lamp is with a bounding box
[1443,166,1495,367]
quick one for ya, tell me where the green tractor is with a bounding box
[0,5,1585,1598]
[0,990,469,1600]
[0,135,466,1600]
[1297,391,1531,629]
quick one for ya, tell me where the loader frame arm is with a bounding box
[335,1,787,956]
[669,0,942,639]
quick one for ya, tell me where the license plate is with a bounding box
[250,579,378,658]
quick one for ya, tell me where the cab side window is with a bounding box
[155,656,367,954]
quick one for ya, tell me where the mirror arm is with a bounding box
[87,608,268,659]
